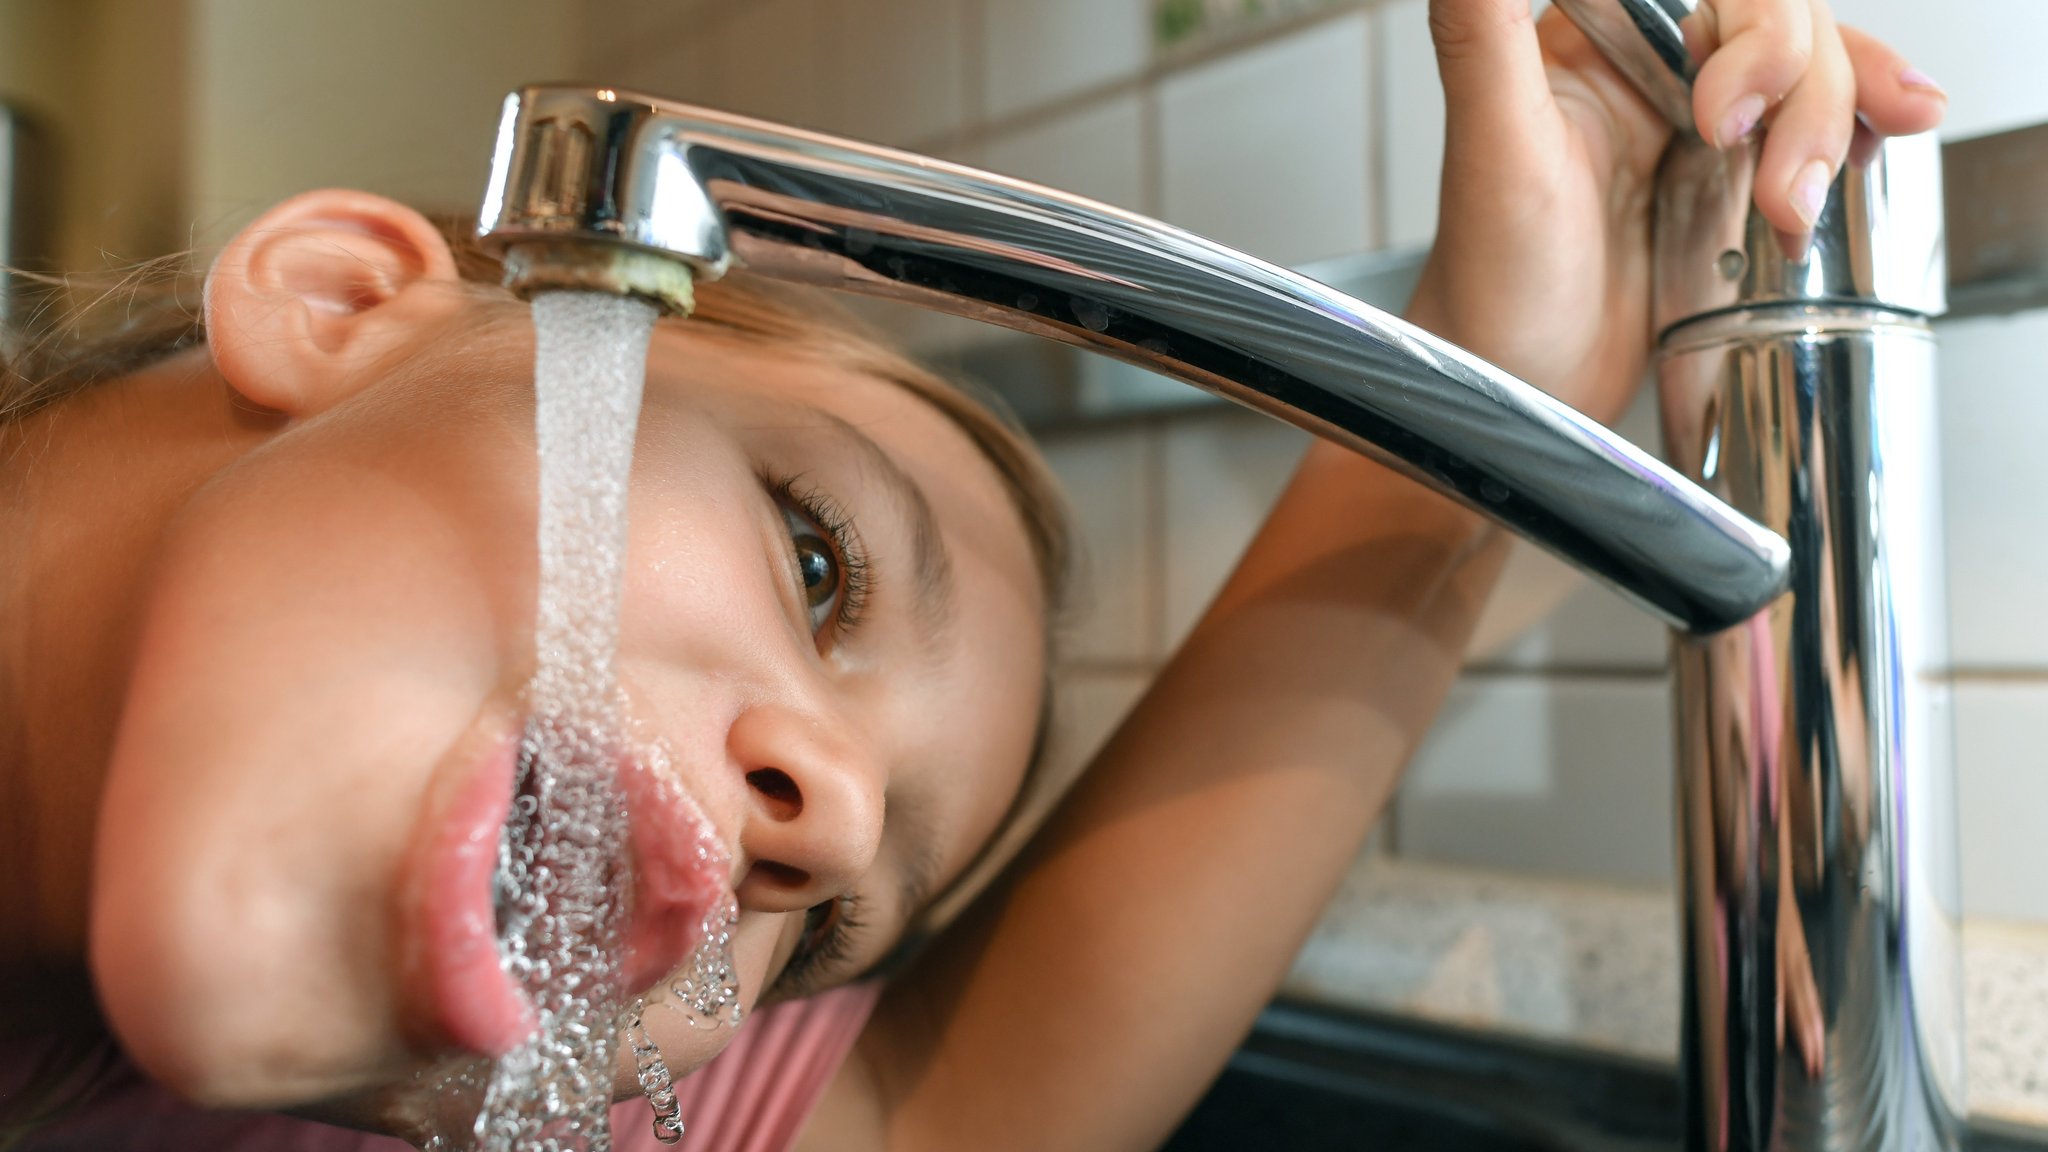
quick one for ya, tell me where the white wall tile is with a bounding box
[1956,682,2048,922]
[1830,0,2048,140]
[983,93,1146,211]
[1039,424,1159,663]
[1938,310,2048,670]
[982,0,1152,121]
[1397,676,1675,888]
[1377,0,1443,250]
[830,0,968,146]
[1159,14,1374,267]
[1159,408,1310,648]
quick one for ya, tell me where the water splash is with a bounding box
[469,290,659,1152]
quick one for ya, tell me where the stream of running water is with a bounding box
[417,291,739,1152]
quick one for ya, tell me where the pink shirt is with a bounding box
[3,982,882,1152]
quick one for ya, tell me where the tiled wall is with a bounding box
[579,0,2048,921]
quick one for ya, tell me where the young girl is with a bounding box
[0,1,1944,1148]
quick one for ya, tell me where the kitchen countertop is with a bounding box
[1286,857,2048,1127]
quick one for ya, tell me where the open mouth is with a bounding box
[397,726,732,1059]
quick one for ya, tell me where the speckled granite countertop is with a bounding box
[1286,857,2048,1127]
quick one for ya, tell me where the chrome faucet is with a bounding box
[476,85,1786,635]
[469,67,1955,1145]
[1555,2,1963,1150]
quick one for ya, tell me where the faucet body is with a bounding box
[1555,3,1965,1148]
[478,87,1786,635]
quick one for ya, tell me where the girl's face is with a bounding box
[88,281,1048,1113]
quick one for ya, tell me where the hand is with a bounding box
[1407,0,1947,425]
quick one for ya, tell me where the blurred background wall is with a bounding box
[0,0,2042,925]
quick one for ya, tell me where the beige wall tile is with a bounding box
[1159,408,1309,648]
[581,0,712,73]
[982,0,1152,121]
[1040,423,1160,663]
[983,93,1146,211]
[1158,13,1374,267]
[1396,676,1675,889]
[188,0,585,245]
[832,0,968,147]
[710,0,831,130]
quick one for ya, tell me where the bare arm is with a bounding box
[856,436,1505,1152]
[817,2,1942,1149]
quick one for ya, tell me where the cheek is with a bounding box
[90,465,517,1104]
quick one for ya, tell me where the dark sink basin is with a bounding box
[1164,1001,2048,1152]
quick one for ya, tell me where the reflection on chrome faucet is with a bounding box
[476,86,1788,637]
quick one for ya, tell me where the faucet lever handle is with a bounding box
[1553,0,1710,131]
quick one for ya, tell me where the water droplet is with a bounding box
[1071,297,1111,333]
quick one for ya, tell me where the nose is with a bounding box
[726,700,885,914]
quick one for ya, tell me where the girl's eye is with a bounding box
[774,893,864,997]
[782,505,843,633]
[767,474,870,645]
[794,896,844,960]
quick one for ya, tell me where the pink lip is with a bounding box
[616,755,731,996]
[398,736,533,1057]
[398,730,731,1059]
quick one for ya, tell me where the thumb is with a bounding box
[1428,0,1556,149]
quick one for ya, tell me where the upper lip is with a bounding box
[615,752,733,996]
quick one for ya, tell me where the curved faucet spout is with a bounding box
[478,85,1790,635]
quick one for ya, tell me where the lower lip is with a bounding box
[400,737,535,1057]
[399,732,732,1058]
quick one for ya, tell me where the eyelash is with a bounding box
[767,473,873,641]
[773,893,867,997]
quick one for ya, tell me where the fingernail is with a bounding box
[1899,66,1946,96]
[1792,160,1832,228]
[1717,93,1768,149]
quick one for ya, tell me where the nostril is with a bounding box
[747,768,802,818]
[749,860,811,889]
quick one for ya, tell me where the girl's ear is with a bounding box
[204,189,464,417]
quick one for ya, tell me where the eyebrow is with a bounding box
[815,410,957,643]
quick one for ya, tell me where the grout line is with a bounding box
[1140,72,1164,218]
[931,0,1387,155]
[1947,668,2048,684]
[1457,664,1672,684]
[1367,2,1391,251]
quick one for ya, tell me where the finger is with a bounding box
[1691,0,1814,150]
[1785,952,1827,1078]
[1428,0,1557,150]
[1839,25,1948,137]
[1753,0,1857,241]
